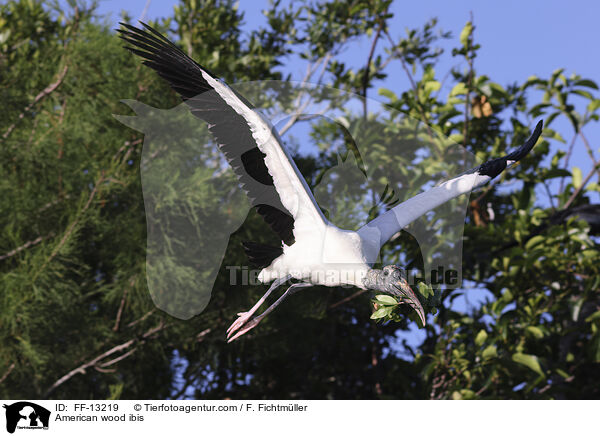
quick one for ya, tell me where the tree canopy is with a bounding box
[1,0,599,399]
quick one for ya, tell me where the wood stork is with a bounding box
[118,23,543,342]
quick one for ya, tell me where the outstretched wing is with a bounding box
[118,22,328,245]
[358,120,543,249]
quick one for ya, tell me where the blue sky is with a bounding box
[98,0,600,83]
[97,0,599,184]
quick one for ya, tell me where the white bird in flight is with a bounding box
[119,23,543,341]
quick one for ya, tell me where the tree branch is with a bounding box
[329,289,367,309]
[33,173,104,281]
[562,161,600,210]
[0,363,16,385]
[0,233,55,261]
[2,64,69,141]
[560,133,579,193]
[579,131,600,176]
[97,347,137,368]
[362,20,385,117]
[45,338,135,397]
[126,308,157,328]
[384,30,435,139]
[462,12,475,150]
[278,54,331,137]
[44,322,169,397]
[113,276,136,331]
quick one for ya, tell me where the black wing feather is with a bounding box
[118,22,295,246]
[242,241,284,269]
[478,120,543,178]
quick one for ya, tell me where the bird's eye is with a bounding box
[383,270,389,276]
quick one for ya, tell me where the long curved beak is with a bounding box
[393,281,426,326]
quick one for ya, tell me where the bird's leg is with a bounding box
[227,282,311,342]
[226,275,290,336]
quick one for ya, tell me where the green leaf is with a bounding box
[450,82,468,96]
[586,182,600,192]
[526,326,544,339]
[501,288,513,302]
[550,68,565,85]
[585,311,600,323]
[542,128,566,143]
[572,89,594,100]
[522,75,547,89]
[530,103,552,117]
[448,133,464,143]
[488,82,507,96]
[374,295,398,306]
[378,87,397,101]
[572,167,582,189]
[587,99,600,113]
[545,111,561,126]
[453,389,476,400]
[591,333,600,362]
[574,79,599,89]
[417,281,434,299]
[581,249,599,258]
[424,80,441,94]
[482,345,497,360]
[512,353,544,376]
[370,307,392,319]
[459,21,473,47]
[451,391,462,400]
[543,168,571,179]
[525,235,545,250]
[475,329,488,346]
[566,111,580,132]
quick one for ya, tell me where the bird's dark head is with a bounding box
[363,265,426,325]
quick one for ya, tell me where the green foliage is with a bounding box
[371,282,440,326]
[1,0,599,400]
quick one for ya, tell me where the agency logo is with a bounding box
[3,402,50,433]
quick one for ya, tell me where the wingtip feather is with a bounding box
[506,119,544,162]
[477,119,543,178]
[527,119,544,150]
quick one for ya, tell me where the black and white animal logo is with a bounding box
[3,402,50,434]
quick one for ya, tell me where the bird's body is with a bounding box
[119,22,543,341]
[259,226,375,289]
[201,68,379,288]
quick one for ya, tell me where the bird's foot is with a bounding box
[226,311,253,336]
[227,317,262,343]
